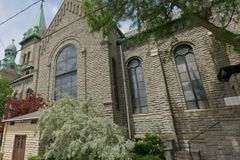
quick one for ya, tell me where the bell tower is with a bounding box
[0,40,21,80]
[19,0,46,67]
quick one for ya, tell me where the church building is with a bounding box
[0,0,240,160]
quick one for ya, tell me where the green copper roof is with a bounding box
[0,40,22,76]
[5,43,17,52]
[20,1,46,45]
[32,2,46,32]
[4,40,17,61]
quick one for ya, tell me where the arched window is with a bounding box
[174,45,208,109]
[128,58,148,114]
[55,45,77,100]
[112,59,119,110]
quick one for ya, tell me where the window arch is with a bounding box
[55,45,77,100]
[128,58,148,114]
[174,44,208,109]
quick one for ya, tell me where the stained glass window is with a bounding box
[55,46,77,100]
[174,45,208,109]
[128,59,148,113]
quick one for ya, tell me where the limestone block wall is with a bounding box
[122,26,240,157]
[1,121,40,160]
[107,32,127,127]
[122,40,177,140]
[34,0,114,118]
[203,119,240,160]
[11,74,35,99]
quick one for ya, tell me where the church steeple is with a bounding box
[20,0,46,45]
[32,1,46,33]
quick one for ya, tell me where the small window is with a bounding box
[26,88,33,98]
[10,64,15,70]
[128,58,148,114]
[27,52,31,62]
[174,45,208,109]
[31,119,38,124]
[22,54,26,64]
[13,91,18,98]
[25,70,30,75]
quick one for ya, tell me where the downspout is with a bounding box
[119,44,131,139]
[156,42,179,148]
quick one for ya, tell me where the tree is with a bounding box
[39,97,133,160]
[0,78,13,116]
[5,89,45,118]
[81,0,240,49]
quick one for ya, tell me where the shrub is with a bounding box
[39,97,133,160]
[27,155,40,160]
[6,89,45,118]
[131,133,165,160]
[128,153,160,160]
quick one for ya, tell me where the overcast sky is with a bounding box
[0,0,130,64]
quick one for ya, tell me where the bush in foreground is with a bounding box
[39,97,133,160]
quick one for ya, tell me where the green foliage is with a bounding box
[128,153,159,160]
[39,97,134,160]
[81,0,240,47]
[27,155,40,160]
[130,133,165,160]
[0,78,13,116]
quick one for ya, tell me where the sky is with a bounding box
[0,0,130,64]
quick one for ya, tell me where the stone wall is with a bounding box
[1,121,39,160]
[122,38,177,140]
[205,119,240,160]
[122,26,240,159]
[33,0,115,118]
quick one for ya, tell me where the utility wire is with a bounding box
[0,0,42,26]
[15,0,117,54]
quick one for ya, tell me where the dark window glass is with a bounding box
[128,59,148,114]
[27,52,31,62]
[112,59,120,110]
[174,45,208,109]
[55,46,77,100]
[26,88,33,98]
[23,54,26,64]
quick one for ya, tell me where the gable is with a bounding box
[43,0,82,38]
